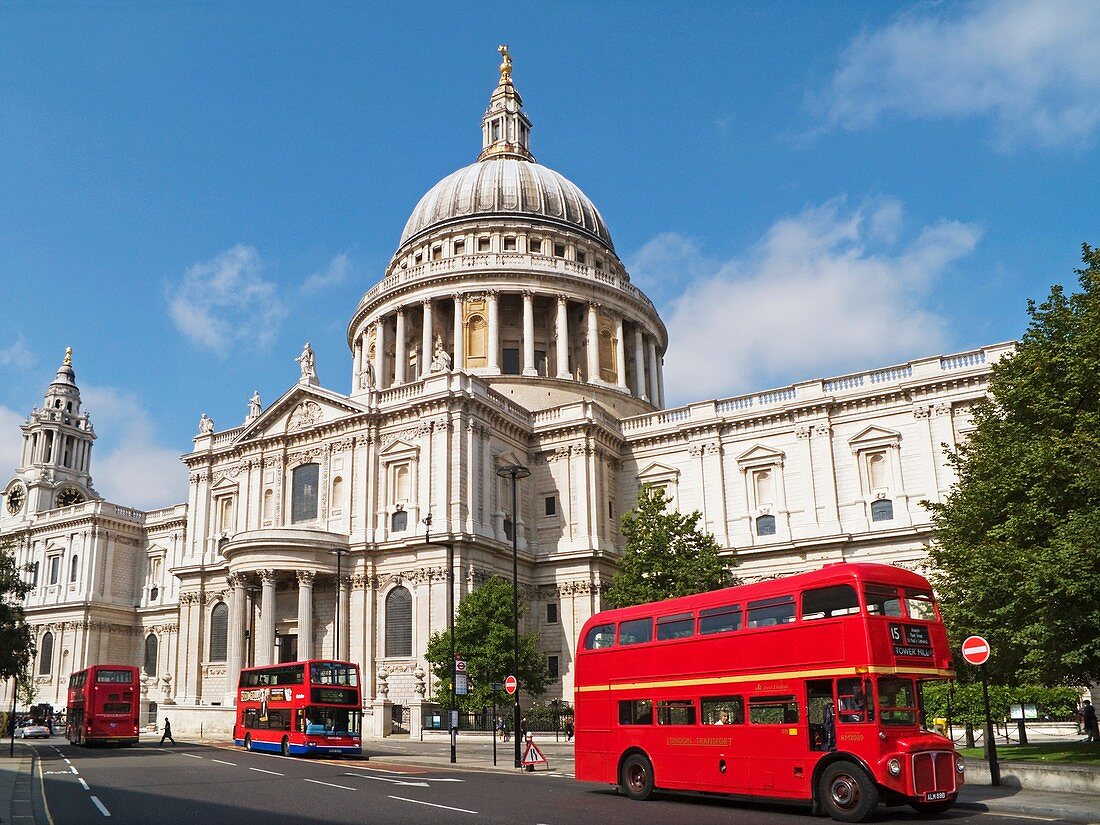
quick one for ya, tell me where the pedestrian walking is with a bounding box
[564,719,574,742]
[1083,700,1099,743]
[159,717,175,746]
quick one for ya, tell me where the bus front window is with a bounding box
[310,663,360,686]
[878,676,917,725]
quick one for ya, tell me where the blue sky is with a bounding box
[2,1,1098,509]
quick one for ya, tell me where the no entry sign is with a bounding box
[961,635,991,666]
[505,675,518,695]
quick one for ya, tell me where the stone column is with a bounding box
[394,307,407,385]
[647,337,660,408]
[634,328,648,401]
[352,339,362,388]
[373,319,385,391]
[452,293,465,371]
[656,351,666,409]
[421,298,434,375]
[586,302,600,382]
[296,570,314,661]
[256,569,277,667]
[555,295,571,379]
[338,575,351,661]
[224,574,246,705]
[522,291,537,376]
[486,290,500,374]
[614,314,627,389]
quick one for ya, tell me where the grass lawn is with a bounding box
[959,741,1100,765]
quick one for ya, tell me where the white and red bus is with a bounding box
[575,562,963,822]
[233,660,362,756]
[66,665,140,746]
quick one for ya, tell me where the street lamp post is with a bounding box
[495,462,530,769]
[328,548,349,661]
[423,514,456,764]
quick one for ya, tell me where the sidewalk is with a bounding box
[1,744,41,825]
[957,783,1100,824]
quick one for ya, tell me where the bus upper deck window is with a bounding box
[698,604,741,635]
[584,623,616,650]
[864,584,903,617]
[904,589,937,620]
[801,584,860,620]
[619,617,653,645]
[656,612,694,641]
[746,595,795,628]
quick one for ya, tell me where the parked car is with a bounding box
[17,721,51,739]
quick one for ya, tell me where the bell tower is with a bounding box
[5,348,98,517]
[477,44,535,163]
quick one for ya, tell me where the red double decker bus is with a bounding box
[575,562,963,822]
[66,665,140,747]
[233,660,362,756]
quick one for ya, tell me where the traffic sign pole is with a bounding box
[980,664,1000,786]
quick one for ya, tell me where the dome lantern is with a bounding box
[478,45,534,163]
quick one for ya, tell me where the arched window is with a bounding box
[218,496,234,531]
[754,469,775,508]
[466,314,487,368]
[209,602,229,662]
[144,633,159,675]
[394,465,410,502]
[599,328,616,382]
[262,488,274,520]
[385,587,412,657]
[868,452,888,490]
[756,514,777,536]
[391,510,408,532]
[39,631,54,675]
[331,476,344,513]
[291,463,320,523]
[871,499,894,522]
[69,554,79,583]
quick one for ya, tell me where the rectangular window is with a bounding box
[608,499,614,519]
[546,603,558,624]
[595,258,604,270]
[618,699,652,726]
[553,242,566,258]
[414,252,423,265]
[291,463,320,524]
[576,250,586,264]
[746,595,796,628]
[453,239,465,255]
[904,589,937,621]
[48,556,60,586]
[698,604,741,635]
[837,678,869,723]
[529,238,542,254]
[864,584,903,617]
[502,348,521,375]
[478,237,491,252]
[656,612,694,641]
[702,696,744,725]
[657,700,696,725]
[535,349,548,375]
[802,584,860,620]
[749,695,799,724]
[547,655,559,680]
[431,245,442,261]
[618,617,652,646]
[503,236,517,251]
[30,561,38,588]
[544,496,556,517]
[583,623,615,650]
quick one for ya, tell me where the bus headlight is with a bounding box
[887,758,902,777]
[955,755,965,774]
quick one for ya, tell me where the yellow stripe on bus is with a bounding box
[574,664,953,693]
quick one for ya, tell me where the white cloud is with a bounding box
[168,245,287,354]
[0,337,36,370]
[302,253,350,293]
[658,197,981,404]
[814,0,1100,149]
[80,387,187,510]
[0,405,25,481]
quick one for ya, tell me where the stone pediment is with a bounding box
[379,438,418,458]
[736,444,785,469]
[234,384,368,444]
[848,425,901,451]
[637,461,678,480]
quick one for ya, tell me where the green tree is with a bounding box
[425,576,548,713]
[927,244,1100,686]
[15,669,38,710]
[0,538,34,681]
[606,485,738,609]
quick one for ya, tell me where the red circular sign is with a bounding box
[961,635,991,666]
[505,675,518,695]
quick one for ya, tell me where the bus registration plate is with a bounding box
[924,791,947,802]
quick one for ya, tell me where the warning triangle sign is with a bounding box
[521,736,548,770]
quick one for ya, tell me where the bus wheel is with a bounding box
[909,798,955,816]
[819,761,879,823]
[243,735,252,751]
[281,736,290,757]
[619,752,654,801]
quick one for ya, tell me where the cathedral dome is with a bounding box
[399,159,614,251]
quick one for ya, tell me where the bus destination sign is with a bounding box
[890,623,933,658]
[311,688,357,704]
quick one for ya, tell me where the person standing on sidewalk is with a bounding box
[159,717,175,746]
[1083,700,1099,743]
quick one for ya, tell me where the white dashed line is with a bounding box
[303,778,356,791]
[248,767,284,776]
[181,753,203,759]
[388,796,477,814]
[210,759,237,766]
[78,778,90,790]
[90,795,111,816]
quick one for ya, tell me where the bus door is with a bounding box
[698,696,749,793]
[745,694,811,797]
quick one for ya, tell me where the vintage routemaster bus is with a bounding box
[574,562,962,823]
[66,665,141,746]
[233,660,362,756]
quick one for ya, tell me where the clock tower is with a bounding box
[3,348,98,521]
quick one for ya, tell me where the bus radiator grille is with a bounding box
[911,752,956,795]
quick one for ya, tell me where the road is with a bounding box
[22,736,1056,825]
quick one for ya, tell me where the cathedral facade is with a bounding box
[0,51,1011,735]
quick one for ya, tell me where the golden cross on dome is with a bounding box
[64,346,72,366]
[498,44,512,85]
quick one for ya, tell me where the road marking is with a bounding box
[303,779,356,791]
[90,796,111,816]
[979,814,1058,822]
[248,767,284,776]
[388,796,477,814]
[181,753,203,760]
[210,759,237,766]
[63,758,72,765]
[345,772,429,787]
[78,779,90,790]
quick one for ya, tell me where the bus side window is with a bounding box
[701,696,744,725]
[746,595,795,628]
[618,617,653,645]
[698,604,741,635]
[748,695,799,724]
[864,584,903,617]
[802,584,860,620]
[618,699,652,726]
[583,623,616,650]
[657,700,696,725]
[836,678,868,722]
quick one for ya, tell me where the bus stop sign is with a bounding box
[961,635,991,666]
[505,675,518,695]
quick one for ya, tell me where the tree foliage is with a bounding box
[0,538,34,681]
[425,576,548,713]
[927,243,1100,686]
[922,682,1080,726]
[606,485,738,609]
